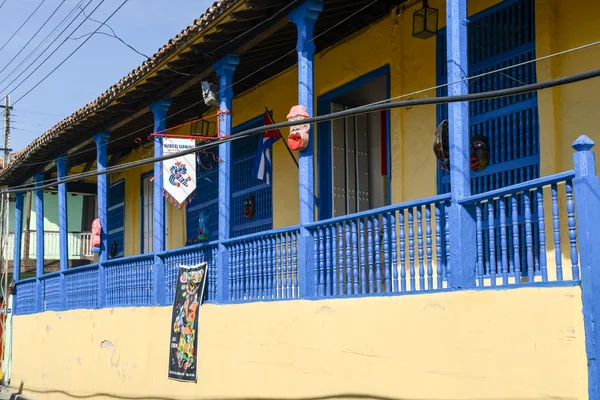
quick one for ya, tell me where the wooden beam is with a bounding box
[230,9,266,22]
[246,0,283,10]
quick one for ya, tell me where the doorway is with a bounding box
[317,65,391,220]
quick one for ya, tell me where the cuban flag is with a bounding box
[252,110,281,185]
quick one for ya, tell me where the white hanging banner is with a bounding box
[163,138,196,208]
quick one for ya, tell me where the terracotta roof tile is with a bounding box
[0,0,239,182]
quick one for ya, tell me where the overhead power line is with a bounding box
[2,65,600,194]
[12,0,130,105]
[0,0,67,79]
[0,0,98,95]
[0,0,86,89]
[0,0,47,55]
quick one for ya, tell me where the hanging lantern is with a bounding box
[412,0,438,39]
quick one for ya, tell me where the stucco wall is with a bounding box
[10,285,588,400]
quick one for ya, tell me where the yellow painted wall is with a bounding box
[11,285,588,400]
[110,145,186,257]
[110,0,600,252]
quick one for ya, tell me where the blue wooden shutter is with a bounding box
[186,149,220,244]
[436,0,542,279]
[436,0,538,195]
[107,179,125,258]
[230,113,273,237]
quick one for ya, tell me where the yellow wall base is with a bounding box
[11,286,588,400]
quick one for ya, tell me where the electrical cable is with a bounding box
[0,0,86,89]
[6,0,600,172]
[0,0,8,11]
[0,0,47,55]
[6,0,384,168]
[11,0,130,106]
[1,64,600,194]
[0,0,67,79]
[0,0,99,95]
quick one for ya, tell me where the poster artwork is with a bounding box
[163,138,197,208]
[168,262,208,382]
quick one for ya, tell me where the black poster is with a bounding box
[168,262,208,382]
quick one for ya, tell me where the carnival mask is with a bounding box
[244,195,256,219]
[433,120,490,173]
[287,105,310,152]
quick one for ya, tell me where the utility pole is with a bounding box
[0,95,12,378]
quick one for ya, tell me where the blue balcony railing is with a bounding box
[12,139,598,314]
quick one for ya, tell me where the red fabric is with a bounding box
[263,111,280,139]
[380,111,388,176]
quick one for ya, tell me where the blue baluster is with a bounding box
[287,233,293,299]
[383,213,391,292]
[511,195,521,282]
[345,223,352,294]
[524,191,534,282]
[360,219,367,295]
[252,240,258,299]
[374,217,382,293]
[551,184,563,281]
[269,236,275,299]
[408,208,415,291]
[326,226,333,297]
[230,245,236,301]
[566,180,579,280]
[476,204,484,287]
[318,228,325,296]
[229,245,235,301]
[332,224,339,297]
[292,232,298,298]
[417,207,425,290]
[276,235,281,299]
[435,204,442,289]
[352,220,359,295]
[499,198,509,285]
[426,205,433,290]
[367,218,375,294]
[338,223,345,295]
[400,210,406,292]
[260,237,266,298]
[391,212,398,292]
[444,204,450,281]
[487,201,497,286]
[536,188,548,282]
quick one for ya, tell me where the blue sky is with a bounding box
[0,0,213,151]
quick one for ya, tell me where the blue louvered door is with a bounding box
[186,148,219,244]
[230,113,273,237]
[436,0,542,280]
[107,179,125,258]
[436,0,538,194]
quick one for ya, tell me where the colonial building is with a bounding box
[2,0,600,399]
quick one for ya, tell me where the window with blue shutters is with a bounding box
[436,0,541,279]
[107,179,125,258]
[436,0,538,195]
[185,149,219,244]
[230,113,273,237]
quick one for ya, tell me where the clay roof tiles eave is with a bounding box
[0,0,240,184]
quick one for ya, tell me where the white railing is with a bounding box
[3,231,93,261]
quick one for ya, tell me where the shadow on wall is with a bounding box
[11,384,578,400]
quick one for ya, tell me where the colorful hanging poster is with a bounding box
[168,262,208,382]
[163,138,196,208]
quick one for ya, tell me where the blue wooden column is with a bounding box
[571,135,600,400]
[213,54,239,303]
[290,0,322,299]
[12,192,23,282]
[56,156,68,310]
[94,131,110,308]
[56,156,68,271]
[446,0,476,289]
[34,173,44,312]
[149,98,171,305]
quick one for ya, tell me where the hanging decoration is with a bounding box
[244,195,256,219]
[197,211,209,242]
[90,219,102,254]
[163,138,197,209]
[433,120,490,173]
[287,105,311,152]
[167,262,208,383]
